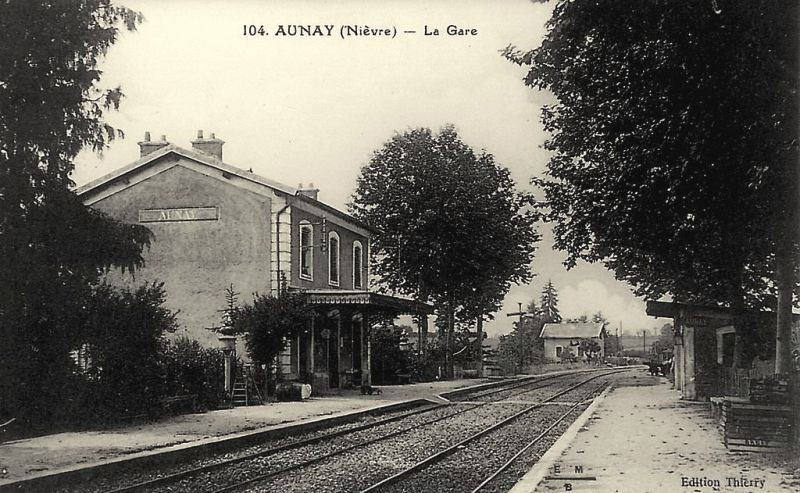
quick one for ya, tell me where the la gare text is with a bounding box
[242,24,478,39]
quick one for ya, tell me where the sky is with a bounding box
[73,0,664,337]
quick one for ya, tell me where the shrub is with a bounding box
[162,337,227,411]
[79,282,177,422]
[371,325,413,384]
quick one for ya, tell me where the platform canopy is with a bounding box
[293,289,434,316]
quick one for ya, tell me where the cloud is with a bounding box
[559,280,660,334]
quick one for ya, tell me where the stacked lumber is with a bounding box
[721,397,792,452]
[749,376,790,404]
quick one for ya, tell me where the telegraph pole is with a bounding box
[507,302,533,373]
[643,329,647,358]
[506,302,527,327]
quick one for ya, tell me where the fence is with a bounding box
[720,368,750,398]
[718,361,778,398]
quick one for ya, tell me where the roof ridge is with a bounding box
[74,144,297,197]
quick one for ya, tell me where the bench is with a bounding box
[396,372,412,385]
[160,394,199,415]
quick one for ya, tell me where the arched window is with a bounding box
[299,221,313,280]
[328,231,340,286]
[353,240,363,289]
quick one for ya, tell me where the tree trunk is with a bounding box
[776,0,799,375]
[774,155,798,374]
[775,242,793,375]
[731,275,756,370]
[445,295,455,380]
[775,3,799,374]
[476,314,484,378]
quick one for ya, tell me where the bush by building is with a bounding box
[161,337,227,411]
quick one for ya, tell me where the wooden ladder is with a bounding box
[231,375,249,406]
[231,365,264,406]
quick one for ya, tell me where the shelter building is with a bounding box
[76,131,432,391]
[646,301,800,451]
[539,322,605,362]
[645,301,798,401]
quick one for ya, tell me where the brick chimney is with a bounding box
[191,130,225,160]
[138,132,169,157]
[297,182,320,201]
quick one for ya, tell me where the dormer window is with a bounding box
[299,221,313,280]
[353,240,363,289]
[328,231,340,286]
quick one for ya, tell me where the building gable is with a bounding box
[78,146,292,206]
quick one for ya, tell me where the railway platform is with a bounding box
[0,377,497,487]
[511,373,799,493]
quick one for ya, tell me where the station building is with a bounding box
[76,131,432,390]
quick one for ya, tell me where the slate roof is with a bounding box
[539,322,604,339]
[75,144,297,197]
[74,144,378,234]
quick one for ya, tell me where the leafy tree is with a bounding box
[0,2,151,429]
[350,125,539,378]
[370,324,413,384]
[651,323,675,356]
[567,311,608,325]
[577,338,602,361]
[507,0,798,369]
[229,291,311,377]
[539,279,561,322]
[497,300,546,373]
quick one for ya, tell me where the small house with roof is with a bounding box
[540,322,605,362]
[76,130,432,392]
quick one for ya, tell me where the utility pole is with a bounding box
[507,302,531,374]
[643,329,647,358]
[507,302,527,327]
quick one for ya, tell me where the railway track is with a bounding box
[46,369,626,493]
[230,370,625,493]
[362,376,614,493]
[92,372,576,493]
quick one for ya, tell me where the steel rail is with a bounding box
[470,381,611,493]
[104,371,617,493]
[103,374,559,493]
[205,374,589,493]
[456,373,565,401]
[104,402,443,493]
[358,370,625,493]
[200,372,613,493]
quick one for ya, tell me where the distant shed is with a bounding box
[540,322,605,362]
